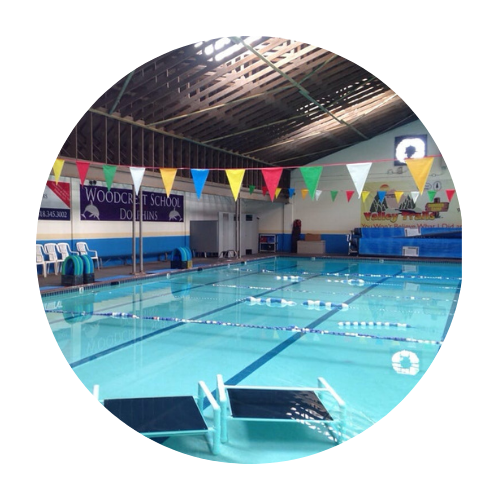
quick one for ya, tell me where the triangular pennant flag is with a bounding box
[394,191,404,203]
[76,161,90,185]
[330,191,338,202]
[406,157,434,194]
[262,186,268,196]
[159,168,177,197]
[103,164,117,191]
[53,159,65,184]
[225,169,245,201]
[301,189,308,199]
[411,191,419,203]
[274,187,282,200]
[377,191,386,203]
[130,167,146,196]
[346,190,355,202]
[314,190,322,201]
[191,169,209,198]
[288,188,295,198]
[300,166,323,200]
[446,189,456,202]
[261,168,283,203]
[249,185,255,195]
[427,190,436,202]
[361,190,370,203]
[346,162,372,198]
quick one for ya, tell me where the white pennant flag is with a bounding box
[130,167,146,195]
[315,189,322,201]
[346,162,372,198]
[411,191,419,203]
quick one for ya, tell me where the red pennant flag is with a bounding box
[261,167,283,202]
[346,190,355,202]
[76,161,90,185]
[446,189,456,202]
[262,186,268,196]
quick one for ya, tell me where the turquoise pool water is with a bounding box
[42,256,461,463]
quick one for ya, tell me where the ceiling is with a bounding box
[61,36,417,188]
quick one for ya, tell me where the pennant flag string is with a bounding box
[54,156,453,201]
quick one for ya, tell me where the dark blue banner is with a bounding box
[80,185,184,222]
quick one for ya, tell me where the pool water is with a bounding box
[42,256,461,463]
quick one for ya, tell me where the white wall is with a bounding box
[287,120,459,235]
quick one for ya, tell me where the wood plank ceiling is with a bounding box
[60,36,417,189]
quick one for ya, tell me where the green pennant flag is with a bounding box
[249,185,255,195]
[300,166,323,200]
[103,164,117,191]
[428,190,436,202]
[330,190,338,202]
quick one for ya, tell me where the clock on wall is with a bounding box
[394,134,427,166]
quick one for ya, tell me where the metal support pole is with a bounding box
[132,190,136,274]
[139,186,144,273]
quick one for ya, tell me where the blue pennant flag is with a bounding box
[288,188,295,198]
[377,191,386,203]
[191,169,209,198]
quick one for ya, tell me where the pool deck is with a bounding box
[38,252,461,295]
[37,253,282,294]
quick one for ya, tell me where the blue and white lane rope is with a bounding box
[44,308,440,345]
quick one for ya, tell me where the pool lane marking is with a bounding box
[66,270,327,368]
[46,261,301,327]
[224,271,405,387]
[440,280,461,342]
[58,266,310,368]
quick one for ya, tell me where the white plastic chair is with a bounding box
[36,244,48,278]
[57,242,78,261]
[43,243,65,275]
[76,241,100,269]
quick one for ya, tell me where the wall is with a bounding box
[285,120,461,253]
[36,174,282,265]
[37,120,461,261]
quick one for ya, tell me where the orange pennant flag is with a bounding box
[406,158,434,194]
[225,169,245,201]
[53,159,64,184]
[159,168,177,197]
[301,189,308,199]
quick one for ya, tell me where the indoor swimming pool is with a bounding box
[42,256,461,463]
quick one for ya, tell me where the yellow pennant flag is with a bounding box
[225,169,245,201]
[394,191,404,203]
[301,189,308,199]
[406,158,434,194]
[159,168,177,197]
[53,159,64,184]
[274,187,282,199]
[361,190,370,203]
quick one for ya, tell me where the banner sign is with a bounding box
[361,181,461,229]
[80,185,184,222]
[39,181,71,220]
